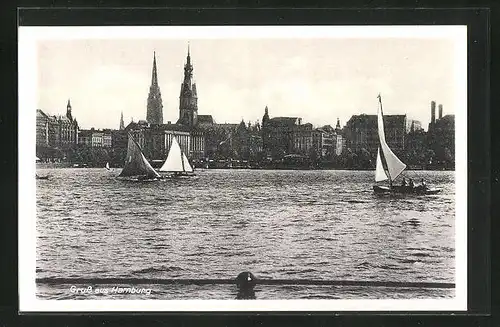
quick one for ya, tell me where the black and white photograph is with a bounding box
[18,25,467,311]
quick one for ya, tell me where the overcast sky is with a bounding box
[37,37,460,130]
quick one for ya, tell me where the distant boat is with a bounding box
[35,156,41,162]
[105,162,111,170]
[373,94,441,195]
[36,174,49,180]
[118,133,161,181]
[159,136,196,178]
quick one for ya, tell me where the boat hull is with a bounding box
[161,171,196,178]
[373,185,441,195]
[117,175,161,182]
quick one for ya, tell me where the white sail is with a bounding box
[106,162,110,169]
[160,137,185,172]
[376,95,406,181]
[182,153,194,172]
[375,148,389,182]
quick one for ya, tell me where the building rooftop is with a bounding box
[198,115,215,125]
[126,121,192,133]
[346,114,406,126]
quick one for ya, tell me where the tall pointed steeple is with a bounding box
[119,111,125,130]
[151,51,158,86]
[66,99,73,121]
[177,43,198,128]
[183,43,193,87]
[262,105,270,125]
[261,106,271,153]
[336,117,341,130]
[146,51,163,124]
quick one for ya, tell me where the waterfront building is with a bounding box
[59,100,79,147]
[146,52,163,125]
[261,106,316,158]
[78,129,92,146]
[91,130,104,148]
[427,102,455,165]
[36,109,50,147]
[343,114,406,157]
[293,122,314,155]
[36,100,79,150]
[406,119,423,133]
[335,133,345,156]
[111,129,128,149]
[102,130,112,147]
[313,125,337,157]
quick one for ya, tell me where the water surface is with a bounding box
[35,169,455,299]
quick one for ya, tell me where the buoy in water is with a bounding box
[235,271,257,300]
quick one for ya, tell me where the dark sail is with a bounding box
[118,134,161,178]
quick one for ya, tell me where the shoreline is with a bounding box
[36,163,454,172]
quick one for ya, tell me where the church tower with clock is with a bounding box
[146,51,164,125]
[177,44,198,128]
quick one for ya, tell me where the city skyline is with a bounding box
[37,36,461,131]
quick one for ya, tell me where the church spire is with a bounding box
[146,52,163,124]
[177,43,198,128]
[151,51,158,86]
[66,99,73,121]
[119,111,125,130]
[183,44,193,85]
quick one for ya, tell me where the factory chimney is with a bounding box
[438,104,443,119]
[431,101,436,124]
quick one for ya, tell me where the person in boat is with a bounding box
[401,177,407,187]
[409,178,414,188]
[421,178,427,189]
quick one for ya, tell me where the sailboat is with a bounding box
[159,136,195,177]
[105,162,111,170]
[373,94,441,195]
[118,133,161,181]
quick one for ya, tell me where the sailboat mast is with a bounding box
[377,94,392,185]
[180,149,186,172]
[174,133,186,172]
[378,93,384,116]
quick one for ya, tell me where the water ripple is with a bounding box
[36,168,455,299]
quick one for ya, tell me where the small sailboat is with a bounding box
[373,94,441,195]
[159,136,196,178]
[105,162,111,170]
[118,133,161,181]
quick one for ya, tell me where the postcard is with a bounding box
[19,25,467,312]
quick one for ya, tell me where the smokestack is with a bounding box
[438,104,443,119]
[431,101,436,124]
